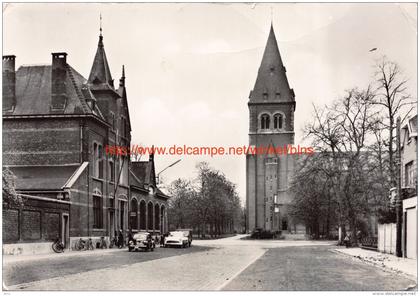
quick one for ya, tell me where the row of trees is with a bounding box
[167,162,244,237]
[289,57,415,243]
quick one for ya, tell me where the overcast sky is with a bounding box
[3,3,417,204]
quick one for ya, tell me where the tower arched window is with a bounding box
[261,114,270,130]
[273,113,283,129]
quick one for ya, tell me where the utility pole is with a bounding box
[396,116,403,257]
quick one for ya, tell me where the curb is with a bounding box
[331,249,417,283]
[3,247,129,264]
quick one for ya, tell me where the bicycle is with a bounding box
[109,236,118,248]
[52,236,65,253]
[96,236,107,249]
[75,237,94,251]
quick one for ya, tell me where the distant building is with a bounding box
[130,153,169,235]
[2,30,132,254]
[401,114,417,259]
[246,24,299,233]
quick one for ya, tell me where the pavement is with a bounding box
[334,247,417,279]
[3,235,417,291]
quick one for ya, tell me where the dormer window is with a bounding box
[263,92,268,100]
[261,114,270,130]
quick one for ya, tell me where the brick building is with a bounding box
[246,24,298,233]
[2,31,132,254]
[130,153,169,235]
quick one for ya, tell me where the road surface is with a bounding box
[3,235,416,291]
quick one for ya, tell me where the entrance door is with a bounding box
[61,214,69,248]
[406,208,417,259]
[109,211,115,238]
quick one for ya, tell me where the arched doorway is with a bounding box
[130,198,138,230]
[160,205,165,233]
[139,200,146,230]
[154,204,160,231]
[147,202,154,231]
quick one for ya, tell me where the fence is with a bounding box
[377,223,396,254]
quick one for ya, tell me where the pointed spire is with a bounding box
[119,65,125,87]
[88,21,113,88]
[249,24,293,102]
[99,13,103,37]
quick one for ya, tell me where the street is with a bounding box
[3,235,416,291]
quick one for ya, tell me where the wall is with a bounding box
[3,118,81,166]
[378,223,396,255]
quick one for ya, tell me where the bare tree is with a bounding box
[305,88,380,244]
[374,56,416,186]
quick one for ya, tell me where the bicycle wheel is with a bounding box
[52,242,64,253]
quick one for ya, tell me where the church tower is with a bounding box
[246,24,296,232]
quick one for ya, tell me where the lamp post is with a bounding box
[156,159,182,184]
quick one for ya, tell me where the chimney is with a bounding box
[3,55,16,112]
[51,52,68,111]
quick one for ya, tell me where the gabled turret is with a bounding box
[88,33,114,88]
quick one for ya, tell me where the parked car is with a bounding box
[176,229,193,247]
[250,228,275,239]
[164,231,190,248]
[128,232,155,252]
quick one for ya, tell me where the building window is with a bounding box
[98,145,103,179]
[93,195,102,228]
[147,202,154,230]
[130,199,138,230]
[263,92,268,100]
[405,161,415,187]
[119,200,126,230]
[154,204,160,231]
[265,158,278,164]
[140,200,146,230]
[274,113,283,129]
[93,143,103,179]
[109,160,115,182]
[261,114,270,129]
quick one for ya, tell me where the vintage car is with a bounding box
[176,229,193,247]
[164,231,190,248]
[128,232,155,252]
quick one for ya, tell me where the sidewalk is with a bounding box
[3,247,128,264]
[334,247,417,279]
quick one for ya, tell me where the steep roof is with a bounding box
[250,24,295,103]
[130,156,169,198]
[131,161,149,187]
[5,62,106,119]
[88,35,114,89]
[10,165,80,191]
